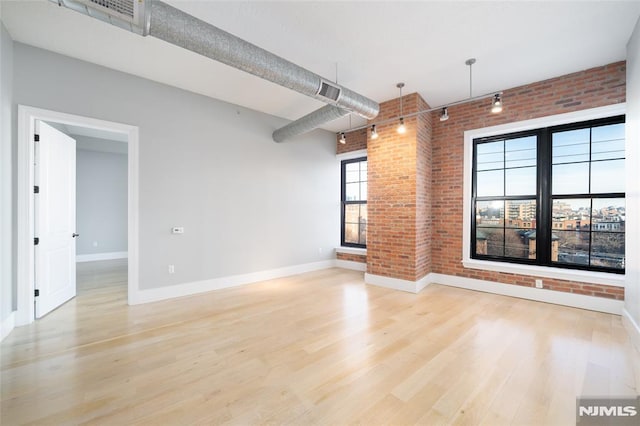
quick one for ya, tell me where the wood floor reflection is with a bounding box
[2,263,638,425]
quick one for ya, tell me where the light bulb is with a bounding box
[371,125,378,140]
[397,117,406,134]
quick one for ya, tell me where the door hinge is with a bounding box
[34,237,39,245]
[34,134,40,142]
[34,289,39,297]
[34,185,39,194]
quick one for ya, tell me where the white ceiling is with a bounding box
[2,0,640,133]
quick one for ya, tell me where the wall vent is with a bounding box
[317,80,342,102]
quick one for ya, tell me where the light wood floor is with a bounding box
[1,262,639,425]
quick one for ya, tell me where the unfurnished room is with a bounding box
[1,0,640,424]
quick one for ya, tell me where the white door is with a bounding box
[35,121,77,318]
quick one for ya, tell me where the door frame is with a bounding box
[17,105,139,325]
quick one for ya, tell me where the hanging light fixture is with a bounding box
[339,132,346,144]
[397,117,406,134]
[396,82,406,134]
[370,124,379,140]
[440,107,449,122]
[491,93,503,113]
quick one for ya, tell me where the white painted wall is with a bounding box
[76,140,127,256]
[1,19,14,325]
[12,44,339,291]
[624,16,640,341]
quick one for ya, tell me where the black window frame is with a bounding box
[471,115,625,274]
[341,157,367,248]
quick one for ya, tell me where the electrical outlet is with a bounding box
[168,264,175,274]
[535,279,543,289]
[171,227,184,234]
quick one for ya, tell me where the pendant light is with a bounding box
[396,82,406,134]
[491,94,503,113]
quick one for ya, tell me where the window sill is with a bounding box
[336,247,367,256]
[462,259,624,287]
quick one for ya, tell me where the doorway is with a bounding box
[16,105,139,325]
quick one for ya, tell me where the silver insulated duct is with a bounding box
[52,0,380,141]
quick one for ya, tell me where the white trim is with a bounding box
[17,105,139,326]
[336,149,367,161]
[462,104,627,288]
[76,251,128,262]
[429,272,623,315]
[364,273,431,294]
[462,259,625,287]
[335,259,366,271]
[335,247,367,256]
[129,260,334,305]
[1,312,15,341]
[622,309,640,352]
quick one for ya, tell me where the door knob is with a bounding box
[72,233,80,238]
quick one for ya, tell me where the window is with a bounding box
[472,115,625,273]
[341,157,367,247]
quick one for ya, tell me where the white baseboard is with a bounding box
[335,259,366,272]
[429,273,623,315]
[364,273,431,294]
[1,311,15,341]
[623,308,640,352]
[76,251,128,263]
[130,260,335,305]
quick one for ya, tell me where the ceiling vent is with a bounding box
[316,80,342,103]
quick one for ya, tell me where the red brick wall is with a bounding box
[431,61,626,300]
[367,94,427,281]
[336,252,366,263]
[416,95,433,279]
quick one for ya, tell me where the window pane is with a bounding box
[552,128,590,164]
[591,233,624,269]
[592,138,625,161]
[552,199,590,231]
[553,230,590,266]
[505,167,536,196]
[360,161,368,181]
[552,163,589,195]
[591,123,624,160]
[505,136,536,168]
[477,170,504,196]
[344,204,360,223]
[592,198,625,232]
[504,228,536,259]
[345,183,359,201]
[344,223,359,244]
[346,170,359,183]
[345,162,360,183]
[476,228,504,256]
[476,200,504,226]
[505,200,536,228]
[591,159,624,193]
[360,182,368,201]
[476,141,504,171]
